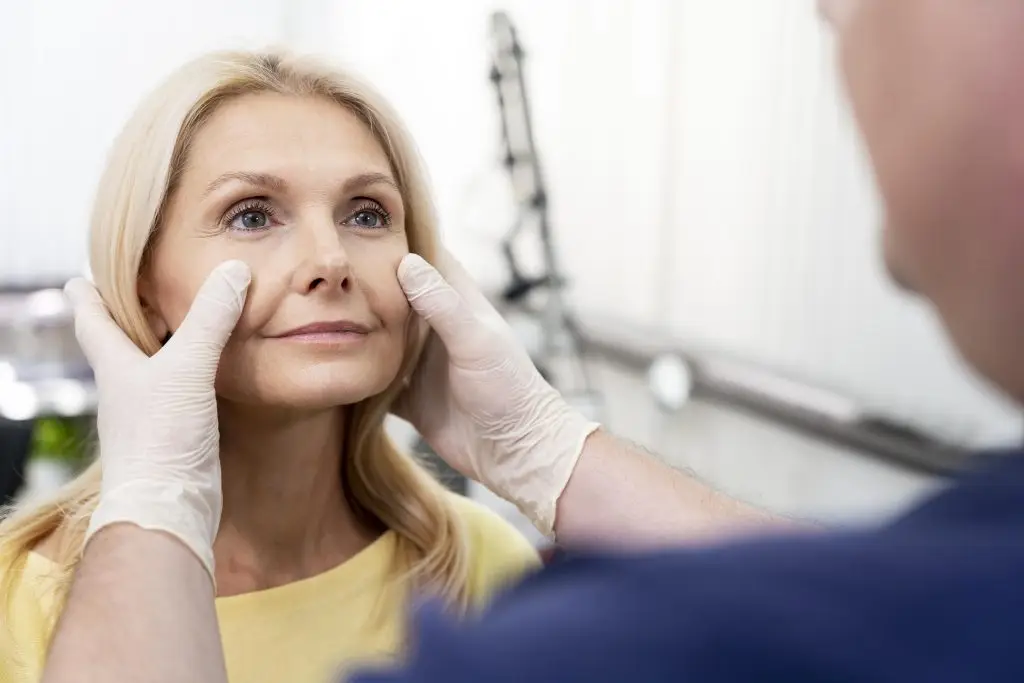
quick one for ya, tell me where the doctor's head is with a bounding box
[89,50,436,411]
[821,0,1024,399]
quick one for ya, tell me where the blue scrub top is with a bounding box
[352,450,1024,682]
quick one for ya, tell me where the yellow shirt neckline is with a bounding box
[25,529,397,612]
[215,530,397,616]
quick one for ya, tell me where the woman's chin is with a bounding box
[275,387,380,410]
[216,351,402,410]
[217,387,385,412]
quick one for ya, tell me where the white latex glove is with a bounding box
[394,252,600,537]
[64,260,251,583]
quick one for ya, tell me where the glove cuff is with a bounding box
[86,480,220,585]
[512,410,601,538]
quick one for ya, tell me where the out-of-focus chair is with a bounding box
[0,419,33,505]
[0,284,96,505]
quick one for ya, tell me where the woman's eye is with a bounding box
[227,208,273,232]
[348,209,385,229]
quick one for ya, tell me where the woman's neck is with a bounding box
[213,402,379,596]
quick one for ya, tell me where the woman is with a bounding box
[0,49,538,682]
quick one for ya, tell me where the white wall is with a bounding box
[664,2,1019,447]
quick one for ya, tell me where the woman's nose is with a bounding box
[291,221,352,295]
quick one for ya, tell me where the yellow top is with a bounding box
[0,495,539,683]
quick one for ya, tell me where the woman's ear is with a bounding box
[137,276,171,344]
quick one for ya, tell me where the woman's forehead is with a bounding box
[182,93,394,195]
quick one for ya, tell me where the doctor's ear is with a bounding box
[137,279,171,345]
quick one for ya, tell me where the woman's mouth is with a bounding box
[270,320,373,345]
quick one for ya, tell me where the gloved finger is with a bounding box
[397,254,481,358]
[165,260,251,364]
[64,277,142,371]
[433,249,515,330]
[432,250,491,313]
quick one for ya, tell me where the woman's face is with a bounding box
[142,92,411,409]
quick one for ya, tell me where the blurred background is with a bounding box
[1,0,1020,545]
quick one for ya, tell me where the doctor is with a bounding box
[40,0,1024,681]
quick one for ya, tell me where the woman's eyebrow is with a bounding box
[203,171,287,198]
[202,171,399,198]
[343,172,400,194]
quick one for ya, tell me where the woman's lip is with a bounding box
[272,320,372,337]
[276,330,369,345]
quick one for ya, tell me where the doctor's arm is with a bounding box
[555,429,790,548]
[42,262,251,683]
[44,526,225,683]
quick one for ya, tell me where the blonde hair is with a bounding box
[0,49,470,631]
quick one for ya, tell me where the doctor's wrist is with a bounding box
[87,479,221,585]
[504,402,600,538]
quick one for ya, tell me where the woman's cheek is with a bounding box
[370,272,412,330]
[154,279,202,333]
[231,266,274,336]
[230,247,295,337]
[152,245,249,330]
[354,241,412,328]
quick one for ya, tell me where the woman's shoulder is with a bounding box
[444,492,542,603]
[1,547,58,620]
[0,550,59,681]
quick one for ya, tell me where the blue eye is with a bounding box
[345,200,392,230]
[235,210,269,230]
[351,210,382,228]
[223,200,276,232]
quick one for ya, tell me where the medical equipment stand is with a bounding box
[411,12,603,495]
[487,10,603,422]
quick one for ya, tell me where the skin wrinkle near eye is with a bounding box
[205,173,404,240]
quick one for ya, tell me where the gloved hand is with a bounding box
[394,252,600,537]
[63,260,251,583]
